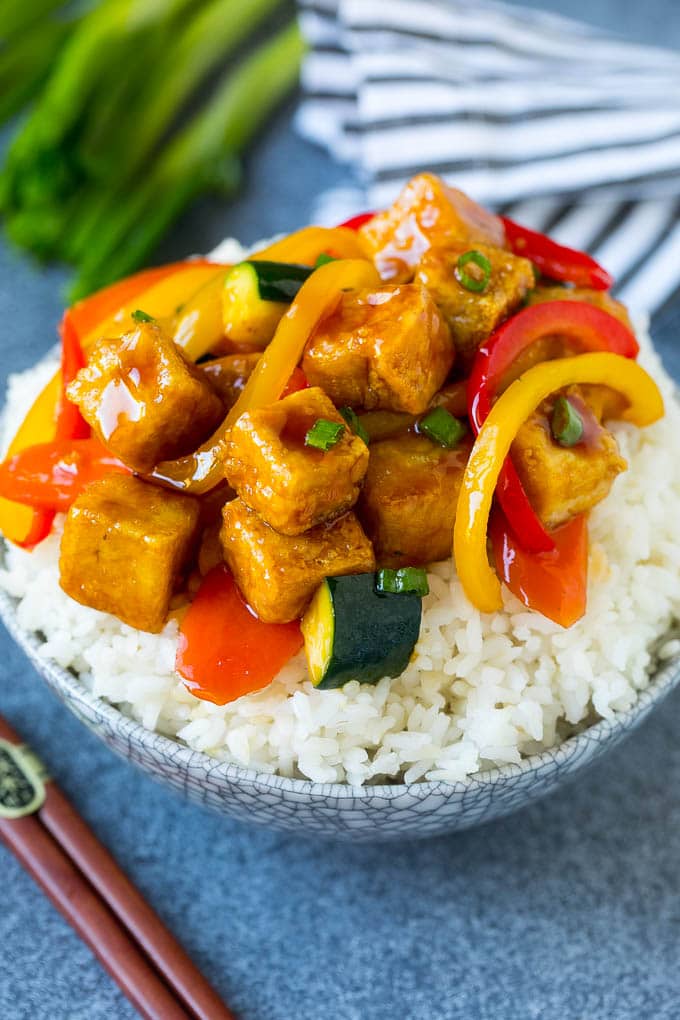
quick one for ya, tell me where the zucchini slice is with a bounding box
[247,260,313,302]
[301,573,422,690]
[222,261,313,348]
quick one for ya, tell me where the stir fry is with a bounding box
[0,173,664,704]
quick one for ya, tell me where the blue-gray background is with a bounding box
[2,3,680,1018]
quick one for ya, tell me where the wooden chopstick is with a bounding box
[0,714,234,1020]
[1,811,190,1020]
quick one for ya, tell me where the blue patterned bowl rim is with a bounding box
[2,578,678,800]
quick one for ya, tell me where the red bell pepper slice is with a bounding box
[468,300,639,553]
[281,366,309,398]
[57,312,90,441]
[14,315,91,546]
[490,510,588,628]
[501,217,613,290]
[17,510,56,549]
[0,438,129,512]
[336,212,375,231]
[176,565,303,705]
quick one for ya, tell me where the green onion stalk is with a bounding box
[0,0,198,220]
[0,18,74,127]
[0,0,68,43]
[69,21,305,299]
[67,0,283,263]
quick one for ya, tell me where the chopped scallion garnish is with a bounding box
[551,396,584,447]
[132,309,154,323]
[455,250,492,293]
[418,406,467,448]
[375,567,429,597]
[305,418,346,451]
[339,406,369,445]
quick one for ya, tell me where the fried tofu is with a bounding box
[359,173,506,282]
[358,434,471,567]
[200,352,260,409]
[221,500,375,622]
[415,243,535,367]
[225,387,369,535]
[59,475,200,633]
[67,322,224,473]
[303,283,454,414]
[511,388,627,530]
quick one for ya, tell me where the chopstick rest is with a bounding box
[0,736,48,818]
[0,714,234,1020]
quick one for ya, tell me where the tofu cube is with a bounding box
[221,500,375,622]
[200,352,260,410]
[415,243,535,367]
[303,283,454,414]
[360,173,506,282]
[511,388,627,530]
[59,475,200,633]
[358,434,471,567]
[225,387,369,535]
[67,322,224,473]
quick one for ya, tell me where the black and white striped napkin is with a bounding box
[295,0,680,314]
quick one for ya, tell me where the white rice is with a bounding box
[1,297,679,786]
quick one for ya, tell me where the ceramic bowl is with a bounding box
[2,584,678,842]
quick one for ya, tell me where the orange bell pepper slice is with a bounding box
[489,511,588,628]
[0,438,129,512]
[176,565,303,705]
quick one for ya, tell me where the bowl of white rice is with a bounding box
[1,316,679,842]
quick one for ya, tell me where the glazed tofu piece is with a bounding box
[225,387,369,535]
[67,322,224,473]
[526,285,633,331]
[358,434,471,567]
[59,475,200,633]
[221,500,375,622]
[511,388,627,530]
[200,352,260,409]
[303,283,454,414]
[359,173,505,282]
[415,243,535,367]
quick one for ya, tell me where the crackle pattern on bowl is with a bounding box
[2,582,679,841]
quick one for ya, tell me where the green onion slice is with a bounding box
[375,567,429,597]
[454,250,492,293]
[339,406,369,445]
[305,418,346,451]
[551,396,584,447]
[132,309,155,323]
[418,406,467,449]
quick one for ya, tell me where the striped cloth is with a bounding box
[295,0,680,314]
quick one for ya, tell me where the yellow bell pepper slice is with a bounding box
[454,352,665,614]
[151,258,380,494]
[173,269,230,362]
[251,226,367,264]
[82,262,226,352]
[0,374,61,545]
